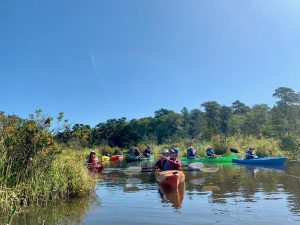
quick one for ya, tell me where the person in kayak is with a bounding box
[162,148,182,170]
[143,144,152,158]
[87,151,103,172]
[114,149,123,156]
[206,146,219,158]
[87,151,99,163]
[245,146,257,159]
[187,146,196,159]
[103,152,110,157]
[154,149,170,170]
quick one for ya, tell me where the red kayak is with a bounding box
[110,155,120,161]
[87,163,103,173]
[156,170,185,190]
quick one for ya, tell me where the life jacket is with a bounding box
[206,148,214,156]
[163,158,181,170]
[245,150,255,159]
[187,149,196,158]
[162,161,170,171]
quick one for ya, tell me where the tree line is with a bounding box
[55,87,300,152]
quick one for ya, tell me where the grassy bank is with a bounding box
[0,150,96,213]
[85,135,291,159]
[0,112,97,214]
[126,136,291,158]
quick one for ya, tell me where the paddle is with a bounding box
[126,162,219,173]
[188,162,204,171]
[126,163,202,173]
[198,167,219,173]
[188,163,219,173]
[230,148,239,153]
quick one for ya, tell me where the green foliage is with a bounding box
[280,135,300,154]
[231,100,251,114]
[0,150,96,212]
[53,87,300,157]
[0,112,96,212]
[0,111,58,186]
[273,87,300,108]
[201,101,222,139]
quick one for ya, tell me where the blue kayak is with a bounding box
[232,157,286,165]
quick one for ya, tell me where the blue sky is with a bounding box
[1,0,300,126]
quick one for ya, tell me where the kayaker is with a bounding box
[154,149,170,170]
[87,151,103,172]
[114,149,123,156]
[163,148,182,170]
[245,146,257,159]
[206,146,219,158]
[187,146,196,159]
[103,152,110,157]
[87,151,99,163]
[143,144,152,158]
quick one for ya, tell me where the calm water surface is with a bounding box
[4,160,300,225]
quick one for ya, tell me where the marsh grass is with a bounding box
[134,136,289,158]
[0,112,97,214]
[0,151,96,213]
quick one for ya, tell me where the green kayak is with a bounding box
[181,154,238,164]
[125,154,154,162]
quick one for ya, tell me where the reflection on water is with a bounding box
[158,182,185,209]
[3,160,300,224]
[0,194,100,225]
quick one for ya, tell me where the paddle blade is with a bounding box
[188,162,204,171]
[141,168,154,172]
[200,167,219,173]
[188,162,219,173]
[125,166,142,172]
[230,148,239,153]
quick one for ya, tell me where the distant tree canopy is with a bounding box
[55,87,300,151]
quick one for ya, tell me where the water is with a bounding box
[3,160,300,225]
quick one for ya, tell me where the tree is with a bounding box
[128,117,157,143]
[189,109,205,139]
[93,118,137,148]
[273,87,300,107]
[220,106,233,138]
[154,108,174,118]
[227,114,246,136]
[272,87,300,138]
[231,100,250,115]
[156,112,183,144]
[250,104,271,137]
[181,107,191,137]
[71,124,92,147]
[201,101,221,139]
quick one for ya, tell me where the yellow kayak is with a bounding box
[101,156,110,161]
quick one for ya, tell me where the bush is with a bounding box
[0,112,97,213]
[280,135,300,155]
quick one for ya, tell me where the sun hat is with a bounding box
[162,149,169,154]
[171,148,179,154]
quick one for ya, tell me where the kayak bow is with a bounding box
[156,170,185,190]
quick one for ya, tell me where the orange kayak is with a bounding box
[156,170,185,190]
